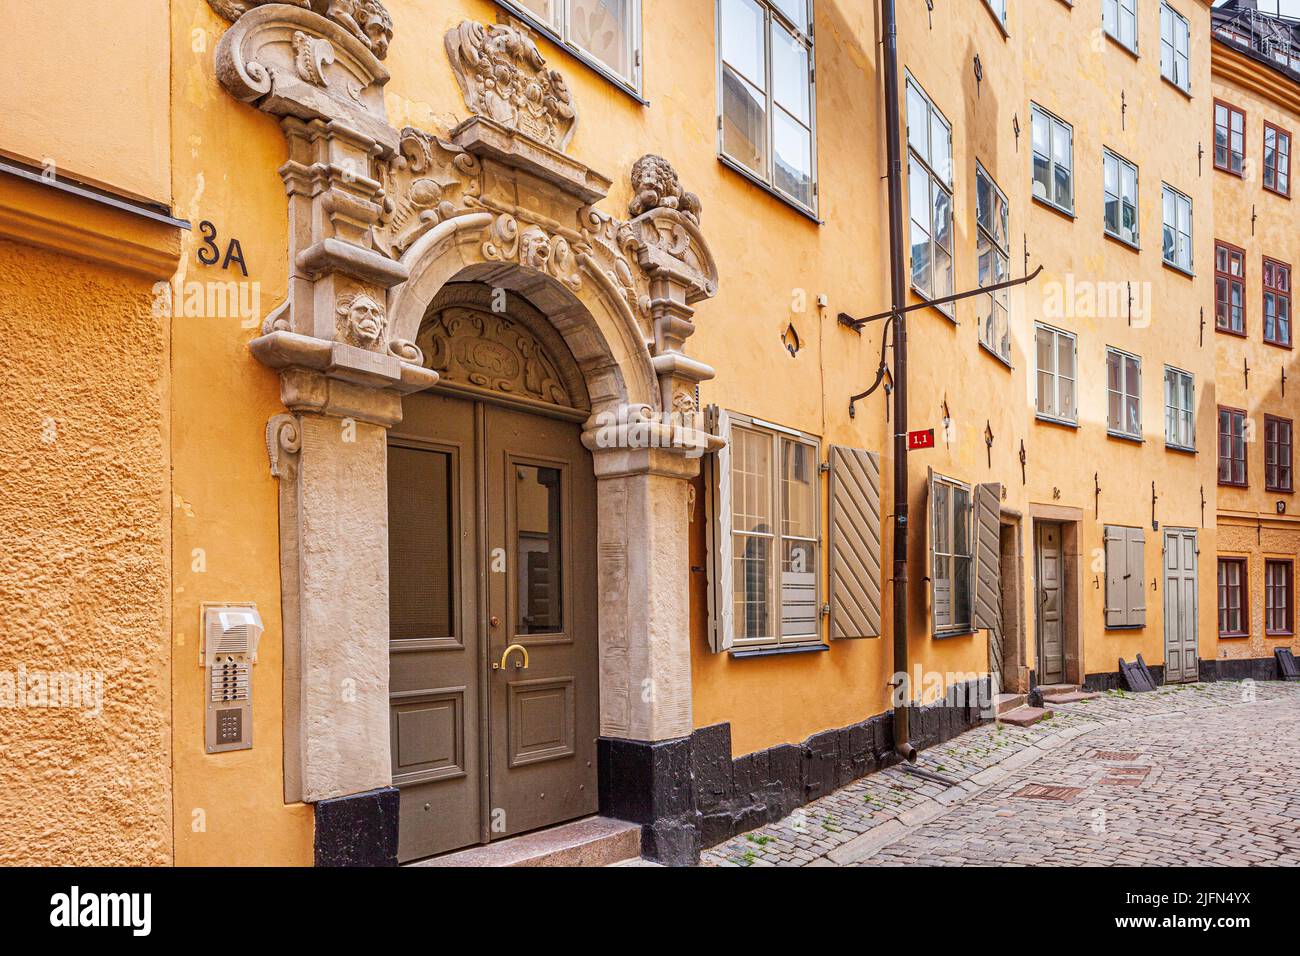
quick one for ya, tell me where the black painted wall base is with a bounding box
[1084,656,1285,691]
[314,786,399,867]
[599,678,991,866]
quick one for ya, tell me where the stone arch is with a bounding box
[388,215,659,420]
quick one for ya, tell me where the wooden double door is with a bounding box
[387,391,598,863]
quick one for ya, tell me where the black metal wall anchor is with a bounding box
[974,55,983,97]
[1121,90,1127,130]
[1013,113,1021,152]
[1200,485,1205,528]
[1252,204,1258,236]
[1019,440,1026,485]
[984,420,994,468]
[1198,141,1204,176]
[1199,307,1205,347]
[1284,368,1288,398]
[1094,472,1101,518]
[1244,357,1251,391]
[1127,281,1134,326]
[1151,481,1159,532]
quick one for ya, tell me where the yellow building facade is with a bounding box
[0,0,1294,867]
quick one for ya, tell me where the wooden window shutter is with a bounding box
[973,483,1003,630]
[1125,526,1147,626]
[1104,525,1127,627]
[828,446,883,639]
[704,406,735,652]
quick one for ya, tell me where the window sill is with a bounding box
[1216,325,1248,339]
[1105,624,1145,631]
[1165,442,1197,455]
[1218,632,1250,640]
[1031,194,1077,221]
[1219,480,1250,489]
[1265,486,1294,494]
[1161,76,1193,101]
[729,642,829,659]
[1162,260,1195,280]
[933,628,978,640]
[1214,164,1246,179]
[1104,230,1141,254]
[1105,34,1140,61]
[1264,337,1293,351]
[718,155,821,224]
[1263,185,1292,201]
[491,0,648,106]
[1035,414,1079,430]
[979,341,1013,369]
[1265,630,1295,638]
[1106,430,1144,444]
[909,285,956,322]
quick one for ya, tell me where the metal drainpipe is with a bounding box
[881,0,917,764]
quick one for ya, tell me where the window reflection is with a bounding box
[516,465,563,634]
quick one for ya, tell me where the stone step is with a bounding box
[995,693,1027,715]
[999,705,1054,727]
[1041,690,1102,704]
[410,816,641,868]
[1036,683,1080,696]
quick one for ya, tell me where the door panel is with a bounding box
[1163,529,1198,683]
[1037,523,1064,685]
[388,392,480,862]
[485,403,598,839]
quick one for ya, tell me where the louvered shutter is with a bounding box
[973,483,1003,630]
[1125,526,1147,626]
[704,406,735,652]
[1104,525,1127,627]
[828,446,882,639]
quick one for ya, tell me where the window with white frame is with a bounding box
[984,0,1008,27]
[1103,149,1139,246]
[907,75,954,314]
[1103,0,1138,53]
[1035,324,1077,423]
[1160,3,1190,92]
[976,163,1010,362]
[723,414,820,647]
[931,474,973,635]
[1031,104,1074,214]
[1164,366,1195,450]
[509,0,642,90]
[1162,185,1193,272]
[718,0,817,212]
[1107,347,1142,439]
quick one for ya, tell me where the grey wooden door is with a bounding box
[1036,522,1064,685]
[388,393,598,862]
[1163,528,1199,683]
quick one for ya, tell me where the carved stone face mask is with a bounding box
[345,294,385,347]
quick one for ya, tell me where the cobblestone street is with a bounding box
[702,681,1300,867]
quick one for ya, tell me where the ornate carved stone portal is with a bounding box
[208,4,722,859]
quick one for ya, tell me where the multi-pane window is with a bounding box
[1106,347,1142,439]
[1264,258,1291,347]
[1103,0,1138,53]
[984,0,1008,26]
[1160,3,1190,92]
[907,76,954,314]
[718,0,817,211]
[726,416,820,647]
[511,0,641,90]
[1161,185,1193,272]
[1031,104,1074,214]
[1217,557,1247,637]
[1215,242,1246,333]
[1214,100,1246,175]
[1103,149,1139,246]
[1164,366,1195,450]
[1265,415,1293,492]
[976,163,1010,362]
[1035,324,1077,423]
[932,474,973,635]
[1266,560,1294,635]
[1264,123,1292,197]
[1218,406,1248,486]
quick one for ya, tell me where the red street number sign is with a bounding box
[907,429,935,450]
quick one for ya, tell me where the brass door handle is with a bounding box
[494,644,529,672]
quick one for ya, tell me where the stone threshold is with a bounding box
[407,816,641,868]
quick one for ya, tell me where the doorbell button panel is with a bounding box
[201,603,264,754]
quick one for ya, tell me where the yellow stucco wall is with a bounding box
[1211,41,1300,666]
[0,234,171,864]
[0,0,171,204]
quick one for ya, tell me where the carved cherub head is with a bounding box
[337,292,387,348]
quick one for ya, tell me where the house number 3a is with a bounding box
[196,220,249,277]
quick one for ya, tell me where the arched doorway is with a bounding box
[387,283,599,861]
